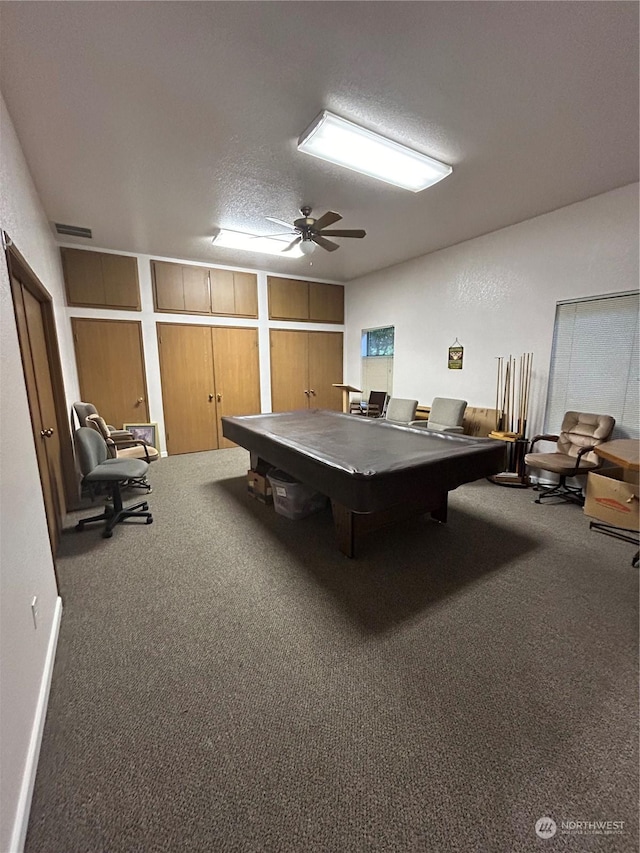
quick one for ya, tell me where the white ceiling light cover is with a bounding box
[297,110,453,192]
[212,229,303,257]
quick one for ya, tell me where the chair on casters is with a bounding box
[524,411,615,505]
[417,397,467,433]
[73,401,132,440]
[85,414,158,492]
[384,398,418,424]
[75,427,153,538]
[350,390,388,417]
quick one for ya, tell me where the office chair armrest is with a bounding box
[529,433,559,451]
[573,445,597,469]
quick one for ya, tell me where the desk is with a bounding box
[591,439,639,567]
[222,410,506,557]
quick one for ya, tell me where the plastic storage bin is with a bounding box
[267,470,328,520]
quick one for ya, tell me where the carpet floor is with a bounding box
[25,448,638,853]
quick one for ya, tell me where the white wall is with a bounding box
[0,94,75,851]
[345,183,639,437]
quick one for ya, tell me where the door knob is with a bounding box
[304,390,310,396]
[208,394,214,402]
[40,428,54,438]
[216,394,222,403]
[137,397,145,404]
[310,390,316,396]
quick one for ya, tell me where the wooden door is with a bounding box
[157,324,218,454]
[72,318,149,428]
[13,284,65,550]
[268,277,309,321]
[308,332,343,410]
[212,327,260,448]
[270,330,310,412]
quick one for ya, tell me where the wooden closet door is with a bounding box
[308,332,343,411]
[72,318,149,427]
[15,285,66,550]
[157,324,218,454]
[270,330,309,412]
[211,327,260,448]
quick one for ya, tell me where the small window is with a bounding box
[362,326,395,357]
[361,326,394,399]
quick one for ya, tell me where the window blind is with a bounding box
[361,356,394,399]
[545,292,639,439]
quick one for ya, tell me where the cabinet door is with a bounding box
[62,248,104,306]
[157,324,218,454]
[212,327,260,448]
[268,277,309,320]
[101,254,140,308]
[152,261,185,311]
[152,261,210,313]
[270,330,309,412]
[72,318,149,427]
[62,248,139,309]
[308,332,343,411]
[210,269,236,315]
[182,266,210,313]
[233,272,258,317]
[309,282,344,323]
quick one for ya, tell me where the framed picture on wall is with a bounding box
[123,422,158,447]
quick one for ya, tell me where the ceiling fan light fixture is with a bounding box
[298,110,452,192]
[212,228,304,258]
[299,236,316,255]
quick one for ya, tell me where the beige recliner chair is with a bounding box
[384,398,418,424]
[524,411,615,505]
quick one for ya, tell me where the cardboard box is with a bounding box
[584,467,639,531]
[247,470,273,504]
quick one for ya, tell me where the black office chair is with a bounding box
[75,427,153,538]
[350,390,388,417]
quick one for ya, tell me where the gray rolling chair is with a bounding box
[420,397,467,433]
[384,398,418,424]
[75,427,153,538]
[524,411,615,505]
[73,401,132,441]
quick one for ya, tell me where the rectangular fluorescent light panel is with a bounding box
[212,229,303,258]
[298,110,452,192]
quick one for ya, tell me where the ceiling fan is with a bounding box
[265,206,366,254]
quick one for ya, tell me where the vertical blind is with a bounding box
[545,292,639,439]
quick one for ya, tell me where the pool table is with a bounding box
[222,410,506,557]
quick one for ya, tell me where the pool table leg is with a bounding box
[331,500,356,558]
[331,493,449,558]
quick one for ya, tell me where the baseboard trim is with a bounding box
[9,596,63,853]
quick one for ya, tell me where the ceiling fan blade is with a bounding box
[318,229,366,238]
[266,216,295,229]
[313,234,340,252]
[313,211,342,230]
[282,236,302,252]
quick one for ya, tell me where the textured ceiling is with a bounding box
[0,1,638,282]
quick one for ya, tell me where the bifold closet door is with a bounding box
[72,318,149,427]
[211,327,261,448]
[157,324,218,455]
[270,330,343,412]
[308,332,343,410]
[270,330,309,412]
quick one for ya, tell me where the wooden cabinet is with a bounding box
[152,261,258,318]
[157,323,261,455]
[268,276,344,323]
[270,330,343,412]
[210,269,258,317]
[152,261,210,313]
[62,248,140,310]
